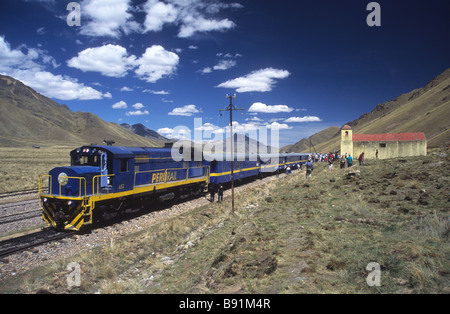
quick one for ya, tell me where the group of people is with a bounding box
[310,152,338,163]
[306,151,367,178]
[338,152,366,169]
[209,183,224,203]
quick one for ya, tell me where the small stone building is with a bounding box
[340,125,427,160]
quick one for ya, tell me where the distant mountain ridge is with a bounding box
[120,123,171,143]
[0,74,165,147]
[282,68,450,153]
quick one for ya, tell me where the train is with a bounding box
[39,145,309,231]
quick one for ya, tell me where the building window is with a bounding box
[345,131,349,137]
[379,143,386,148]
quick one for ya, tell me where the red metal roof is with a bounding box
[352,132,426,142]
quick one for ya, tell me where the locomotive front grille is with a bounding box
[41,197,88,231]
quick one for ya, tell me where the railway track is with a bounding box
[0,209,42,225]
[0,199,41,225]
[0,229,74,259]
[0,189,40,199]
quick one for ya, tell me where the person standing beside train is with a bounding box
[218,184,224,202]
[305,158,314,179]
[210,183,216,202]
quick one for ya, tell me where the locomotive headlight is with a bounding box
[67,200,73,206]
[58,172,68,186]
[43,198,47,202]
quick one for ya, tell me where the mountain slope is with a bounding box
[281,126,340,153]
[0,75,165,147]
[120,123,171,143]
[283,68,450,153]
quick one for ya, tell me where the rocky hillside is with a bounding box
[0,75,164,147]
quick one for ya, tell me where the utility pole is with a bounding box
[219,94,244,212]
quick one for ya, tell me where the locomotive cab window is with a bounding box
[72,155,100,166]
[120,159,129,172]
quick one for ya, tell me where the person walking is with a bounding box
[305,158,314,179]
[218,184,224,202]
[347,154,353,168]
[358,152,365,166]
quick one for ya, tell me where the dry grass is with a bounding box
[1,152,448,294]
[0,146,72,193]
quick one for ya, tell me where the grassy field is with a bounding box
[0,147,72,193]
[1,151,449,294]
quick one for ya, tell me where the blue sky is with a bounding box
[0,0,449,148]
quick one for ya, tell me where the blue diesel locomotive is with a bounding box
[39,145,308,231]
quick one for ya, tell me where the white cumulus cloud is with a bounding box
[178,16,235,38]
[79,0,140,38]
[248,102,294,113]
[284,116,322,123]
[67,44,136,77]
[134,45,179,83]
[112,101,128,109]
[132,103,145,109]
[143,0,178,32]
[157,126,191,140]
[266,122,292,130]
[217,68,290,92]
[142,0,241,38]
[67,44,178,83]
[11,69,107,100]
[126,110,149,116]
[168,104,200,117]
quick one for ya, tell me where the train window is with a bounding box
[120,159,129,172]
[73,154,100,166]
[79,156,89,165]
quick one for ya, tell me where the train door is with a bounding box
[100,152,108,187]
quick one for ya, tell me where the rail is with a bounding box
[39,174,52,196]
[38,174,87,198]
[92,174,115,196]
